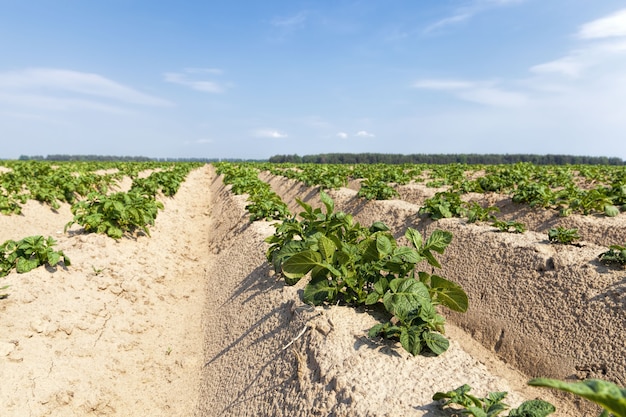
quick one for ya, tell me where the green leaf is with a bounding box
[604,205,620,217]
[423,331,449,355]
[425,230,453,253]
[466,406,488,417]
[281,250,322,279]
[368,323,386,338]
[320,191,334,215]
[376,234,393,257]
[365,291,380,305]
[383,278,430,319]
[317,235,336,261]
[423,250,442,269]
[16,257,39,273]
[369,221,389,232]
[303,274,334,305]
[393,246,421,264]
[405,228,423,249]
[528,378,626,417]
[399,325,423,356]
[508,400,556,417]
[430,275,469,312]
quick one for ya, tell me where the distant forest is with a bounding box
[269,153,626,165]
[11,153,626,165]
[15,155,261,163]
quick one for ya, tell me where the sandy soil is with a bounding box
[1,164,623,416]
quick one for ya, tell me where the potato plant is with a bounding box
[433,384,555,417]
[598,245,626,268]
[0,235,70,278]
[547,227,580,245]
[529,378,626,417]
[266,192,468,356]
[492,220,526,233]
[65,191,164,239]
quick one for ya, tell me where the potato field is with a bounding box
[1,160,625,416]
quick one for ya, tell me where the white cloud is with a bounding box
[412,78,528,107]
[530,10,626,79]
[0,68,171,107]
[530,55,588,78]
[458,87,528,107]
[164,68,226,93]
[336,132,348,139]
[253,129,288,139]
[355,130,375,137]
[578,8,626,40]
[424,0,526,34]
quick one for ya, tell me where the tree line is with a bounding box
[15,155,263,163]
[269,153,625,165]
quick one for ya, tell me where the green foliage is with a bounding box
[492,220,527,233]
[547,227,580,245]
[216,162,290,221]
[528,378,626,417]
[0,236,70,278]
[598,245,626,267]
[357,178,399,200]
[419,191,465,220]
[464,202,500,223]
[65,191,164,239]
[0,194,22,215]
[266,192,468,356]
[433,384,555,417]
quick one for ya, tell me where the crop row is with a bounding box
[0,161,201,291]
[253,161,626,217]
[214,162,626,416]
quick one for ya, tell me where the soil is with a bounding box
[1,164,624,416]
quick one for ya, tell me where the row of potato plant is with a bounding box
[65,163,201,239]
[258,162,626,216]
[0,160,197,214]
[214,162,290,221]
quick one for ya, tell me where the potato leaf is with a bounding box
[281,250,322,280]
[383,278,430,320]
[430,275,469,312]
[528,378,626,417]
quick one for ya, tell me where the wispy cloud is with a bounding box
[578,8,626,40]
[530,9,626,79]
[336,132,348,139]
[253,128,288,139]
[355,130,375,137]
[271,11,308,29]
[424,0,525,34]
[0,68,171,108]
[164,68,227,93]
[413,78,528,107]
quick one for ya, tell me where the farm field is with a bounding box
[1,161,625,416]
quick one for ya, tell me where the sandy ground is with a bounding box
[2,164,623,416]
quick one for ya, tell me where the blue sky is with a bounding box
[1,0,626,160]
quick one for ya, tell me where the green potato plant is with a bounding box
[547,226,580,245]
[598,245,626,267]
[491,220,526,233]
[0,236,70,278]
[433,384,555,417]
[529,378,626,417]
[266,191,468,356]
[65,191,164,239]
